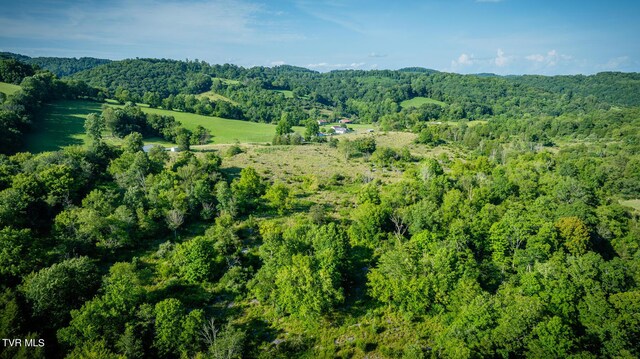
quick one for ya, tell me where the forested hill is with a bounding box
[67,57,640,126]
[505,72,640,107]
[0,52,111,77]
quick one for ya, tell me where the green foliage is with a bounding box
[172,236,224,283]
[0,227,35,280]
[264,182,294,214]
[153,298,184,357]
[0,59,35,84]
[58,263,146,349]
[65,340,123,359]
[304,119,320,141]
[201,320,246,359]
[232,167,265,213]
[1,53,640,359]
[22,257,100,327]
[123,132,144,153]
[556,216,591,255]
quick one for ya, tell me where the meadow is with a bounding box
[620,198,640,212]
[0,81,21,96]
[195,90,237,104]
[25,100,375,152]
[400,96,447,108]
[25,100,99,152]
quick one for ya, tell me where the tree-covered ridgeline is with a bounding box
[0,52,111,77]
[69,57,640,125]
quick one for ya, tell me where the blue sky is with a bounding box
[1,0,639,74]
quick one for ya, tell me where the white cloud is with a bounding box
[493,48,509,67]
[270,60,286,66]
[600,56,631,70]
[368,52,387,58]
[525,54,545,62]
[306,62,367,71]
[525,49,572,67]
[452,53,474,67]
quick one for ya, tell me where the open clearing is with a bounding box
[400,96,447,108]
[620,199,640,212]
[216,134,454,215]
[273,89,294,98]
[27,100,375,152]
[25,100,100,152]
[195,90,237,104]
[0,81,21,96]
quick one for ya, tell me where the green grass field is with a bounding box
[620,199,640,212]
[141,106,303,144]
[26,100,381,153]
[273,89,294,98]
[400,96,447,108]
[195,90,237,104]
[0,81,21,96]
[26,100,299,152]
[212,77,240,85]
[25,101,101,152]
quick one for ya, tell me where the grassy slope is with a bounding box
[29,100,382,152]
[620,199,640,212]
[141,106,301,144]
[273,89,294,98]
[400,96,447,108]
[25,100,99,152]
[195,90,237,104]
[0,81,21,96]
[26,98,381,152]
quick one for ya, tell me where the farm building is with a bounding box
[331,126,348,134]
[339,118,352,124]
[317,120,328,125]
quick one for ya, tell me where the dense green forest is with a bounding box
[0,55,639,358]
[0,52,111,78]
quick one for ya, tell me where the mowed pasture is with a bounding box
[27,100,376,152]
[28,100,290,151]
[25,100,100,152]
[400,96,447,108]
[0,81,21,96]
[140,106,304,144]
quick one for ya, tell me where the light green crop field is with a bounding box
[400,96,447,108]
[0,81,21,96]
